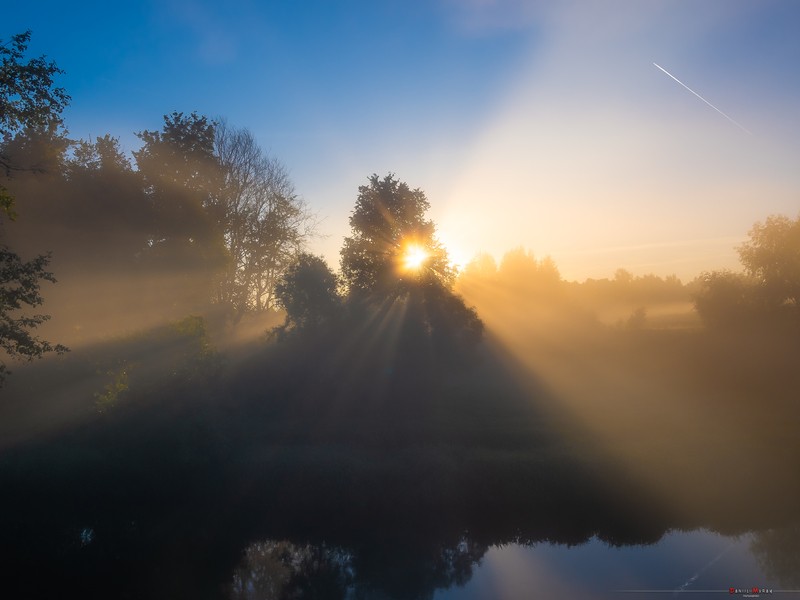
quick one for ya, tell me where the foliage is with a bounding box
[737,214,800,310]
[693,270,757,327]
[340,173,453,295]
[274,253,341,335]
[694,214,800,328]
[214,121,315,313]
[0,31,69,140]
[0,31,69,385]
[497,247,562,296]
[134,112,225,255]
[0,247,68,385]
[94,365,130,413]
[163,315,220,382]
[2,113,313,337]
[69,134,132,173]
[338,174,482,352]
[458,248,566,311]
[133,112,230,313]
[131,115,314,316]
[1,30,69,215]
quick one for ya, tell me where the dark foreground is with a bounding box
[1,321,799,599]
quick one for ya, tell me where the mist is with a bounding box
[3,13,800,599]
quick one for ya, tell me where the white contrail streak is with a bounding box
[653,62,751,134]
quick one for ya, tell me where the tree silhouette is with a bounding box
[340,174,482,353]
[274,253,341,335]
[0,31,69,385]
[694,214,800,328]
[693,270,756,327]
[738,214,800,314]
[214,121,315,314]
[134,112,229,311]
[340,173,454,296]
[0,249,68,385]
[1,30,69,212]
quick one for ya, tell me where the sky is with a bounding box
[5,0,800,282]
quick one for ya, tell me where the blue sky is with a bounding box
[5,0,800,280]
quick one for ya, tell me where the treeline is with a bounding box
[458,215,800,333]
[2,113,315,344]
[457,247,695,331]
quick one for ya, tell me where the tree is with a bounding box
[339,174,482,348]
[69,134,132,173]
[214,121,315,314]
[340,173,453,295]
[0,31,69,385]
[0,249,68,385]
[274,253,341,335]
[694,214,800,328]
[134,112,229,311]
[59,135,152,266]
[737,214,800,311]
[693,271,758,328]
[496,247,562,295]
[1,31,69,215]
[1,30,69,181]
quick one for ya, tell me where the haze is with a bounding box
[3,2,800,599]
[6,1,800,281]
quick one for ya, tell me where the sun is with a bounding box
[402,244,429,271]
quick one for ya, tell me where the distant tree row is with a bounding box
[458,248,687,304]
[453,214,800,333]
[454,245,694,333]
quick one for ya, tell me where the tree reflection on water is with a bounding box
[227,535,487,600]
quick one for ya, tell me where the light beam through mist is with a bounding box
[653,62,751,135]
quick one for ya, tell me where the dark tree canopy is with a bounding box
[0,31,69,384]
[0,31,69,140]
[134,112,223,248]
[340,174,453,296]
[214,121,315,314]
[1,30,69,216]
[275,253,341,334]
[69,134,132,173]
[133,112,229,311]
[0,248,68,385]
[339,174,482,351]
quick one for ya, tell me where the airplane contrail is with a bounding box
[653,62,751,135]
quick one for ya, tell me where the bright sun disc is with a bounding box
[402,245,429,271]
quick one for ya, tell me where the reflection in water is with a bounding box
[228,536,487,600]
[228,541,354,600]
[2,309,800,598]
[751,522,800,589]
[227,530,784,600]
[436,531,770,600]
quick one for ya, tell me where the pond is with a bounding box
[223,527,783,599]
[2,425,799,600]
[434,530,771,600]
